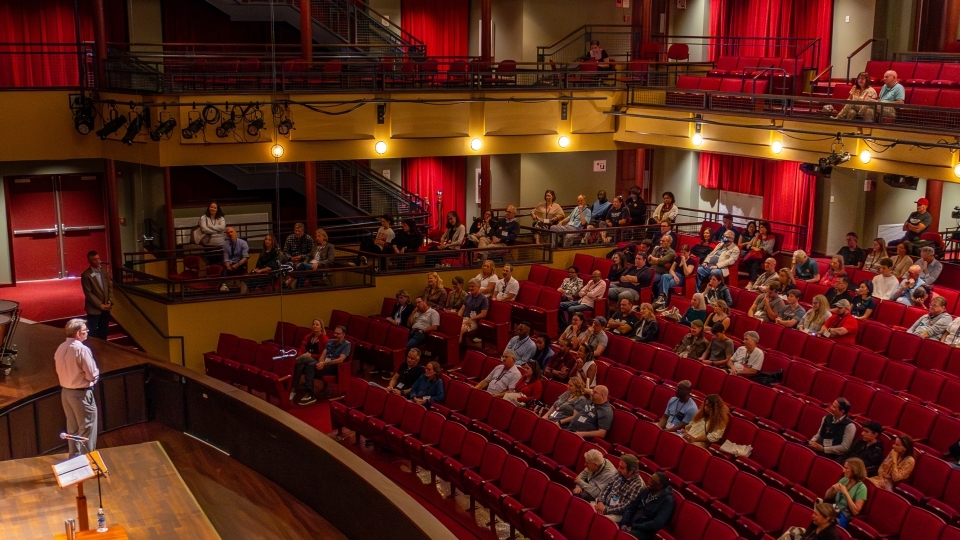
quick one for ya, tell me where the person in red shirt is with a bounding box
[820,299,858,344]
[505,362,544,406]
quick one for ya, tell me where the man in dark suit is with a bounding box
[81,250,113,340]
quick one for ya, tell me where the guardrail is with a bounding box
[0,42,95,89]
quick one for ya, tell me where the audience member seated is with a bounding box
[796,293,827,330]
[651,191,678,223]
[949,439,960,464]
[862,237,887,273]
[293,228,335,288]
[659,380,698,431]
[820,256,847,288]
[464,210,494,250]
[531,190,565,243]
[560,270,606,326]
[891,242,913,278]
[475,260,499,298]
[222,227,249,279]
[872,259,899,299]
[851,281,876,320]
[574,342,599,387]
[625,187,647,227]
[696,230,740,290]
[792,250,821,283]
[824,458,867,529]
[437,212,466,251]
[290,318,329,402]
[776,289,807,328]
[809,398,855,458]
[422,272,448,311]
[198,201,226,263]
[358,214,395,264]
[727,331,764,377]
[679,293,707,327]
[385,289,414,328]
[740,221,776,280]
[820,300,858,343]
[544,377,588,423]
[837,232,867,268]
[581,40,613,70]
[890,198,930,247]
[711,214,740,243]
[493,264,519,301]
[282,222,314,279]
[607,251,628,282]
[943,315,960,347]
[704,301,732,333]
[531,333,555,371]
[908,296,952,339]
[567,385,613,438]
[557,266,584,303]
[458,278,489,342]
[785,502,842,540]
[868,436,916,491]
[701,323,734,366]
[777,268,797,292]
[918,246,942,285]
[841,420,885,477]
[704,273,733,307]
[633,303,659,343]
[504,361,543,406]
[558,313,588,350]
[835,72,878,122]
[619,471,675,540]
[407,360,444,405]
[406,296,440,350]
[444,276,467,313]
[550,194,591,247]
[751,281,784,322]
[475,349,521,397]
[391,219,423,254]
[608,299,639,336]
[673,321,708,360]
[738,220,757,256]
[691,227,714,260]
[489,205,520,248]
[589,190,612,228]
[892,264,924,305]
[649,231,677,287]
[297,324,351,405]
[825,275,856,308]
[651,220,678,251]
[656,244,696,307]
[387,348,425,396]
[911,286,932,309]
[609,252,653,303]
[505,321,536,365]
[544,340,578,382]
[245,233,282,293]
[574,448,618,501]
[870,70,906,122]
[747,257,778,292]
[682,394,729,448]
[593,455,645,523]
[595,195,630,243]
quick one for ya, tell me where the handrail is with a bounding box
[812,65,833,83]
[846,38,887,81]
[110,276,186,365]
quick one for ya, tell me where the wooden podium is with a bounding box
[52,451,116,534]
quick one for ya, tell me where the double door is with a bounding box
[6,174,108,281]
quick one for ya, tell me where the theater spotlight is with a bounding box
[216,119,236,138]
[96,115,127,140]
[181,118,204,140]
[277,118,295,136]
[72,98,95,135]
[246,118,265,137]
[375,140,388,154]
[121,109,148,146]
[150,117,177,142]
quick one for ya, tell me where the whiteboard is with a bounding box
[877,223,905,245]
[719,192,763,224]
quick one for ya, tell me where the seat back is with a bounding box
[234,338,258,365]
[667,43,690,61]
[726,472,765,515]
[214,333,240,359]
[346,316,370,341]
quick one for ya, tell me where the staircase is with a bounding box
[537,24,639,64]
[44,317,142,351]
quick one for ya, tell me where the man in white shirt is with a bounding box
[406,297,440,350]
[475,349,521,397]
[505,322,537,365]
[727,331,764,378]
[495,264,519,301]
[871,258,900,300]
[54,319,100,455]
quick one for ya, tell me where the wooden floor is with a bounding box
[0,440,220,540]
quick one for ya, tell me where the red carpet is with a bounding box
[285,400,333,434]
[0,278,86,322]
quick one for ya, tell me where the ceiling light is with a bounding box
[470,138,482,151]
[149,118,177,141]
[96,116,127,140]
[558,136,570,148]
[271,144,284,158]
[771,140,783,154]
[181,118,204,140]
[215,119,236,138]
[955,163,960,178]
[692,123,703,146]
[375,140,387,154]
[277,118,294,136]
[246,119,265,137]
[859,149,871,164]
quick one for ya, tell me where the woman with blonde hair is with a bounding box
[422,272,448,311]
[862,238,887,273]
[891,242,913,278]
[825,458,868,528]
[290,318,328,402]
[778,502,840,540]
[682,394,729,448]
[543,377,587,426]
[798,295,830,334]
[679,293,707,327]
[474,259,500,298]
[777,268,796,292]
[704,299,731,333]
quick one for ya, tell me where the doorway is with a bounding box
[5,174,108,281]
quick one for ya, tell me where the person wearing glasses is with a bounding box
[55,319,100,456]
[296,325,351,405]
[475,349,521,397]
[387,348,425,396]
[408,361,445,405]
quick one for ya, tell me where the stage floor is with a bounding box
[0,441,221,540]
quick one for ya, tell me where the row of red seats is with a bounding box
[202,336,297,409]
[825,83,960,110]
[708,57,802,80]
[864,60,960,88]
[675,75,770,94]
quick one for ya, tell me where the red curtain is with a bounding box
[402,157,466,229]
[699,153,814,252]
[709,0,832,70]
[400,0,469,58]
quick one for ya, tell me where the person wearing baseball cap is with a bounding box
[819,299,858,344]
[889,197,931,248]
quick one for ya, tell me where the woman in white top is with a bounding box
[474,260,500,298]
[573,342,597,388]
[942,317,960,347]
[438,212,465,250]
[198,201,226,263]
[682,394,729,448]
[651,191,678,223]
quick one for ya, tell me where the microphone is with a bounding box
[60,433,89,442]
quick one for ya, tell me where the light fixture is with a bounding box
[954,163,960,178]
[859,149,872,164]
[120,108,148,146]
[692,123,703,146]
[96,115,127,140]
[271,143,284,158]
[375,140,387,154]
[150,117,177,142]
[216,119,236,138]
[558,135,570,148]
[277,118,294,136]
[246,118,265,137]
[73,97,94,135]
[771,140,783,154]
[470,138,482,151]
[181,118,204,139]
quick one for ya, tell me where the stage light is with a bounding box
[149,118,177,142]
[277,118,294,136]
[470,138,482,151]
[246,119,265,137]
[181,118,204,140]
[692,123,703,146]
[216,119,236,138]
[558,135,570,148]
[859,149,871,164]
[96,116,127,140]
[121,109,149,146]
[73,98,95,135]
[375,140,387,154]
[954,163,960,178]
[771,140,783,154]
[271,144,284,158]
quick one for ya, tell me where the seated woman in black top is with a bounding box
[789,502,842,540]
[691,227,714,260]
[607,251,628,283]
[245,233,283,293]
[392,219,423,254]
[387,289,415,327]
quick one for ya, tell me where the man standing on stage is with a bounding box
[55,319,100,456]
[81,250,112,340]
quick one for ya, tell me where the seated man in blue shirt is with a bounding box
[657,381,698,432]
[222,227,249,279]
[590,190,611,226]
[550,194,592,248]
[297,325,351,405]
[864,70,905,122]
[505,321,537,365]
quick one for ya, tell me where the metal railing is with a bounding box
[309,0,424,56]
[537,25,640,64]
[846,38,888,80]
[893,51,960,63]
[0,42,95,89]
[358,241,553,275]
[673,207,809,253]
[311,161,429,218]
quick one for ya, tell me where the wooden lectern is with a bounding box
[51,452,117,535]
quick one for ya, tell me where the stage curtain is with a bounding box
[400,0,469,58]
[697,153,765,196]
[709,0,832,69]
[402,157,466,229]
